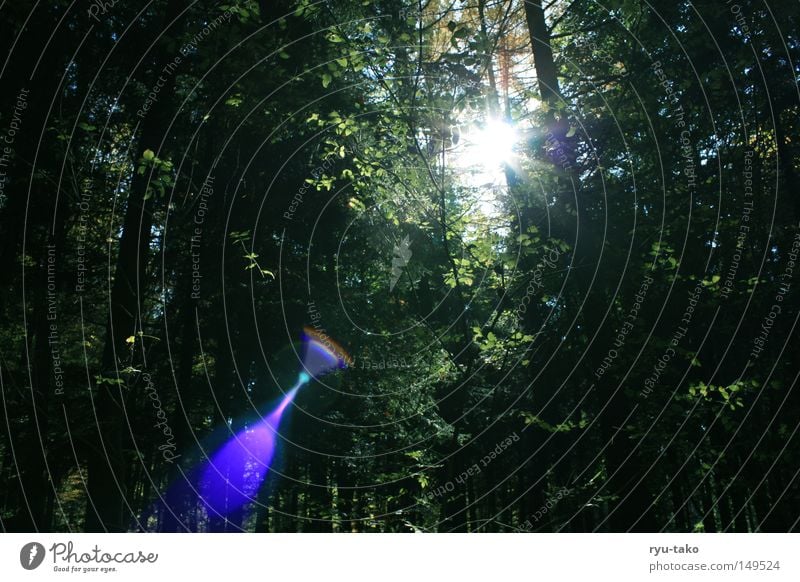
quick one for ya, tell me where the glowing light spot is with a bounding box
[474,119,518,167]
[189,330,351,519]
[449,118,520,219]
[301,326,352,378]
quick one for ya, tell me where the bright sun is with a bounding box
[451,118,519,220]
[474,119,517,167]
[455,118,519,180]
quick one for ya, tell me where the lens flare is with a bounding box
[190,330,351,519]
[198,381,302,516]
[301,326,353,378]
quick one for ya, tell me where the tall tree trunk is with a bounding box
[523,0,560,124]
[85,0,186,532]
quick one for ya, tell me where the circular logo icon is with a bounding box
[20,542,46,570]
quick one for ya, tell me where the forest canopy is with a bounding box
[0,0,798,533]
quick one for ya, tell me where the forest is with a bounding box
[0,0,798,533]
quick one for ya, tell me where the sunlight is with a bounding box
[454,118,519,182]
[473,118,518,167]
[450,118,520,221]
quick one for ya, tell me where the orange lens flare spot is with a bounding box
[302,326,353,368]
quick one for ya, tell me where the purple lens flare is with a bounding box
[195,334,351,518]
[198,381,302,516]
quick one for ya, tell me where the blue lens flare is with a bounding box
[301,339,342,379]
[189,333,351,519]
[198,382,302,516]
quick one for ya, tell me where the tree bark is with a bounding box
[85,0,187,532]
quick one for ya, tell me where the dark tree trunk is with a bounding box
[85,0,187,532]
